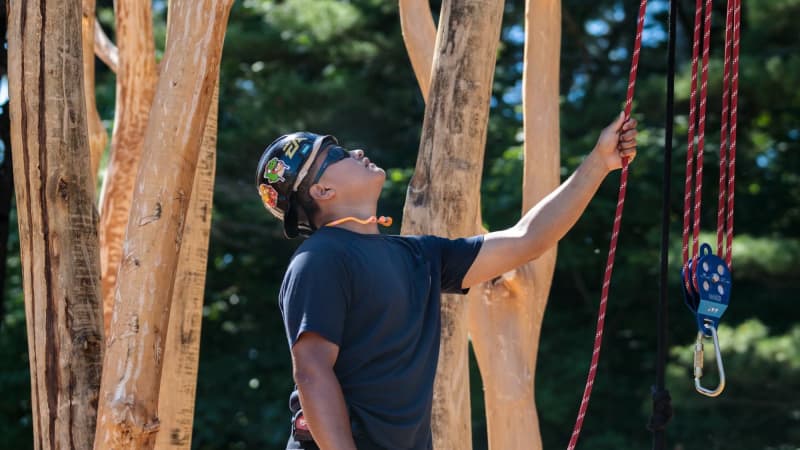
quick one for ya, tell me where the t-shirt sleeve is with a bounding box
[433,234,485,294]
[279,249,350,348]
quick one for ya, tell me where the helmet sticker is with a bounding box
[283,137,307,159]
[263,157,287,184]
[258,183,279,209]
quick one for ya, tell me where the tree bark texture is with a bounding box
[467,2,560,449]
[399,0,437,102]
[82,0,109,182]
[97,0,158,338]
[94,1,233,448]
[7,1,104,448]
[154,83,218,450]
[399,1,561,448]
[400,1,505,449]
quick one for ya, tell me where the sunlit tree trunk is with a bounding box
[94,0,233,448]
[401,1,505,449]
[155,82,218,450]
[401,1,560,449]
[82,0,109,182]
[467,3,560,449]
[7,0,104,448]
[399,0,437,102]
[94,21,119,73]
[97,0,158,338]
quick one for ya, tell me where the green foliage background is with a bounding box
[1,0,799,449]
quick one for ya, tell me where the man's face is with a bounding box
[312,145,386,201]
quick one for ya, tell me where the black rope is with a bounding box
[649,0,677,447]
[648,386,673,432]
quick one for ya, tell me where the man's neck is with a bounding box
[317,206,382,235]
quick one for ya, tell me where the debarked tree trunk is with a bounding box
[7,0,104,448]
[399,0,437,102]
[97,0,158,339]
[400,1,505,449]
[467,2,561,449]
[399,1,561,449]
[154,82,219,450]
[81,0,109,182]
[93,1,233,448]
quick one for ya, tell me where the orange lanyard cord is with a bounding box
[325,216,393,228]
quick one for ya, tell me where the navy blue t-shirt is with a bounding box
[279,226,484,449]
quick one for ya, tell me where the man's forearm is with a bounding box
[296,368,356,450]
[459,116,636,290]
[515,151,609,257]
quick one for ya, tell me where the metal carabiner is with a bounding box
[693,323,726,397]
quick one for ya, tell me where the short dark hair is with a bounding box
[295,179,320,230]
[294,144,331,231]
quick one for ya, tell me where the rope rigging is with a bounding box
[568,0,741,446]
[680,0,740,398]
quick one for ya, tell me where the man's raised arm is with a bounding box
[461,113,638,289]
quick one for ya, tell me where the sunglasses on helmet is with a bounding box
[311,146,350,185]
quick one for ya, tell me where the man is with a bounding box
[256,112,638,450]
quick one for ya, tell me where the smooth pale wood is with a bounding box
[97,0,157,338]
[400,1,505,448]
[94,1,233,448]
[399,0,437,102]
[82,0,109,182]
[467,2,560,449]
[7,0,104,448]
[154,82,218,450]
[94,21,119,73]
[398,1,561,448]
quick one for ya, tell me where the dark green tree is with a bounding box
[0,1,797,449]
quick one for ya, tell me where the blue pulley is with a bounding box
[682,243,731,336]
[681,243,731,397]
[680,257,700,318]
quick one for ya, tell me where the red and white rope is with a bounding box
[682,0,704,270]
[725,0,741,268]
[717,0,734,257]
[692,0,713,264]
[566,1,647,448]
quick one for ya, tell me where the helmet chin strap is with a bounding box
[325,215,393,228]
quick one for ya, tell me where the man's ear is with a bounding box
[308,183,335,202]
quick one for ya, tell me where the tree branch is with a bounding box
[83,1,110,183]
[94,20,118,73]
[398,0,437,102]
